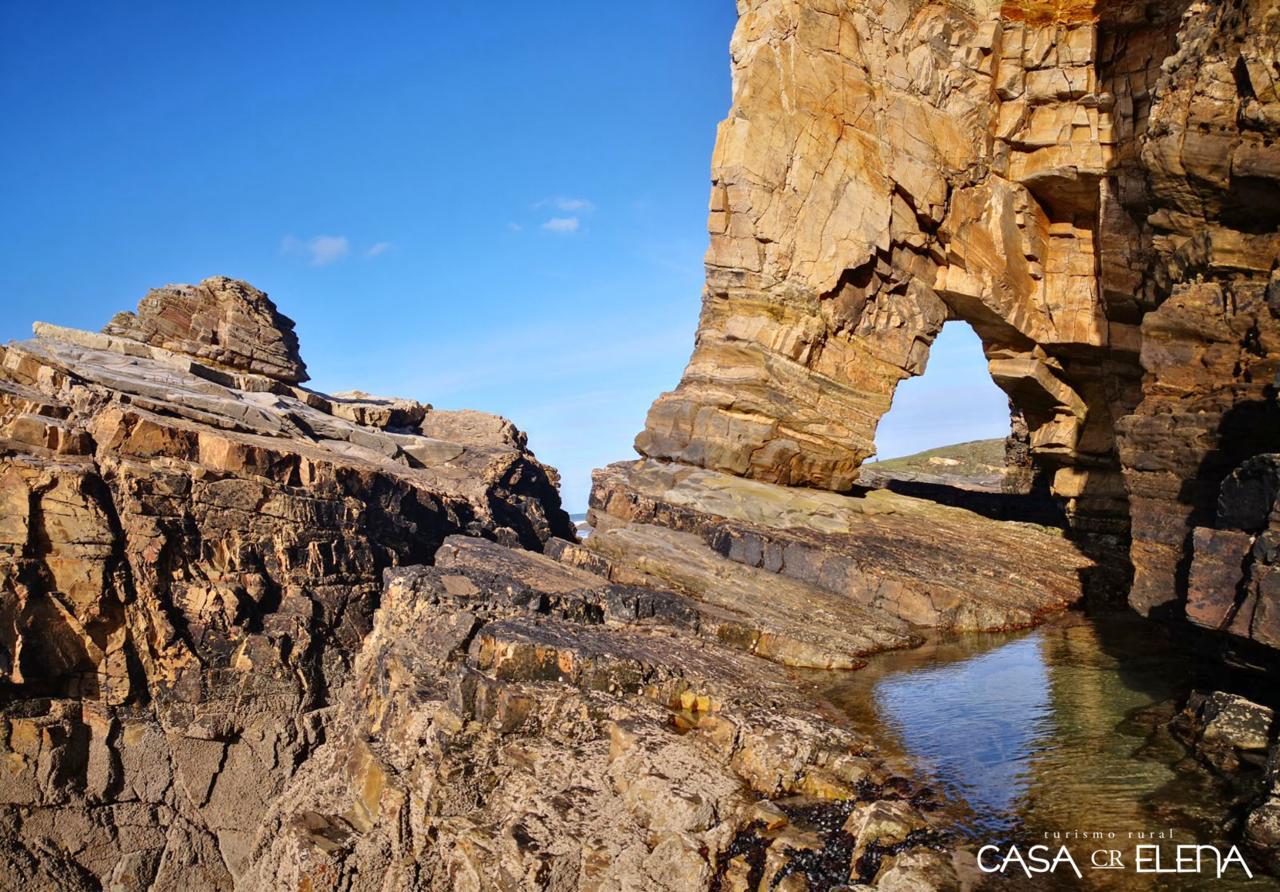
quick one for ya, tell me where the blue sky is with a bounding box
[0,2,1009,512]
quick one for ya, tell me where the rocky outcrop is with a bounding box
[104,276,309,385]
[0,280,573,887]
[634,0,1280,631]
[1175,690,1280,871]
[1117,0,1280,617]
[241,537,960,891]
[569,459,1101,657]
[5,0,1279,886]
[1,280,981,890]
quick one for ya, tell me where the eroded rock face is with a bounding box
[5,1,1279,885]
[0,278,1040,888]
[1117,0,1280,615]
[572,459,1101,652]
[0,281,573,887]
[1187,454,1280,648]
[104,276,309,384]
[242,537,957,891]
[635,0,1280,624]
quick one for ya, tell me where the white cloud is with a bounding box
[282,234,350,266]
[506,222,524,233]
[365,241,393,257]
[308,235,350,265]
[542,217,580,233]
[536,196,595,213]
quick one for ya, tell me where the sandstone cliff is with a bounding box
[634,0,1280,635]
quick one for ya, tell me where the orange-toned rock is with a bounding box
[635,0,1280,626]
[0,281,573,888]
[104,275,309,384]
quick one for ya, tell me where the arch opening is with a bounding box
[859,320,1067,526]
[870,321,1013,478]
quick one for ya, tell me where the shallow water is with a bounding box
[806,611,1280,890]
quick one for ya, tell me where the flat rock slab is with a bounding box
[558,522,916,669]
[582,459,1097,641]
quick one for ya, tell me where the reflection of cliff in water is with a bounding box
[806,612,1279,891]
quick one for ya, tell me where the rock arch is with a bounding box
[635,0,1280,617]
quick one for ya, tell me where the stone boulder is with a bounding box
[103,275,309,384]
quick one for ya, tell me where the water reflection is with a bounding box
[807,611,1280,891]
[874,634,1050,836]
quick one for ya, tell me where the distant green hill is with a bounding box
[862,438,1008,491]
[869,438,1005,473]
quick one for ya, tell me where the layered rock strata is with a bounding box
[242,537,962,891]
[566,459,1100,663]
[102,276,309,385]
[4,0,1279,885]
[0,279,573,887]
[634,0,1280,630]
[0,280,984,890]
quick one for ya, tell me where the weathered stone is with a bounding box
[6,0,1280,886]
[629,0,1280,633]
[1200,692,1275,753]
[874,850,960,892]
[1187,455,1280,647]
[1187,528,1255,634]
[1179,690,1277,779]
[0,283,572,888]
[238,536,941,891]
[1219,456,1280,533]
[571,459,1100,660]
[103,276,309,384]
[748,798,789,830]
[843,799,929,862]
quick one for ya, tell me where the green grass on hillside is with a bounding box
[867,438,1007,477]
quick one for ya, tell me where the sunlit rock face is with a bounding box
[0,280,574,886]
[636,0,1280,619]
[104,275,310,385]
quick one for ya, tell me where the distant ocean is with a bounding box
[569,512,592,539]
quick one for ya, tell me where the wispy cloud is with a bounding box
[542,217,580,234]
[507,196,596,234]
[282,234,350,266]
[365,241,394,257]
[535,196,595,213]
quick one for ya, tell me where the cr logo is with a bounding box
[1092,849,1124,869]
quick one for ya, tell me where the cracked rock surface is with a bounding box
[242,537,958,892]
[635,0,1280,629]
[0,280,573,888]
